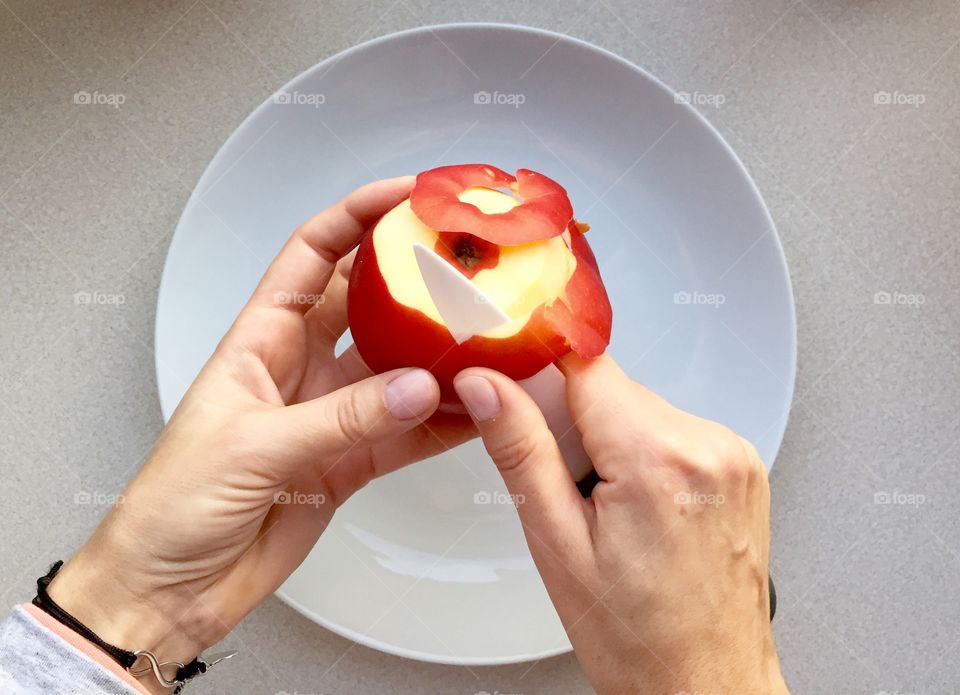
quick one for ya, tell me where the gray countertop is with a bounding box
[2,1,959,693]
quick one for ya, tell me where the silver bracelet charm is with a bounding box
[129,649,237,692]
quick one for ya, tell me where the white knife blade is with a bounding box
[413,242,511,344]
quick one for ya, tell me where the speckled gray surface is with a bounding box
[1,2,959,694]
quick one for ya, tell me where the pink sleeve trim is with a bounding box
[21,603,149,694]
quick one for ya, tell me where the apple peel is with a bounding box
[410,163,574,245]
[542,223,612,359]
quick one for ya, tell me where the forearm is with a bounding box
[42,535,232,695]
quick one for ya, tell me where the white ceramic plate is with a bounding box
[155,23,796,665]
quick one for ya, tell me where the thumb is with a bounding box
[269,367,440,478]
[454,368,592,565]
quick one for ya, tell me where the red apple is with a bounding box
[347,164,612,403]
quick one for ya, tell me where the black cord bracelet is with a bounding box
[33,561,207,692]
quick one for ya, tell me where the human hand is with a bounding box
[454,354,788,695]
[48,177,475,687]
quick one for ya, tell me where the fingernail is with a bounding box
[384,370,437,420]
[454,375,501,422]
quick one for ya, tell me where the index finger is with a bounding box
[250,176,414,314]
[558,352,677,475]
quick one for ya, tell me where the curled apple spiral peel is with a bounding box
[409,163,575,245]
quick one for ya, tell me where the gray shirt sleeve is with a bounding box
[0,605,140,695]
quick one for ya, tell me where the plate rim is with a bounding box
[273,583,574,665]
[155,21,797,665]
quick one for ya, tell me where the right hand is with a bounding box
[453,354,790,695]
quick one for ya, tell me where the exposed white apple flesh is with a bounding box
[372,186,577,340]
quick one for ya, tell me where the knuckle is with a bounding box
[660,422,749,482]
[738,435,762,465]
[649,428,690,466]
[333,388,369,445]
[589,479,624,507]
[738,436,767,481]
[488,431,545,474]
[700,426,748,478]
[589,426,641,464]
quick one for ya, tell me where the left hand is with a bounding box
[49,177,475,684]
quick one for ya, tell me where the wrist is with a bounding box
[765,649,791,695]
[624,630,788,695]
[46,528,226,690]
[675,637,789,695]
